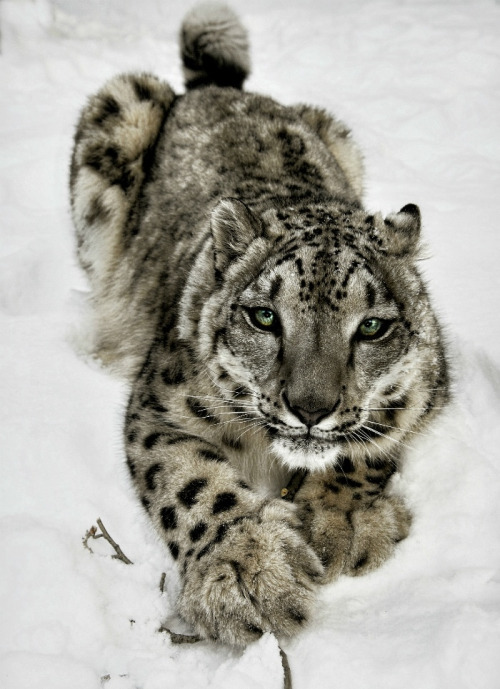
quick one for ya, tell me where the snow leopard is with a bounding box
[70,3,448,646]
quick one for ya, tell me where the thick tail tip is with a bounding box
[180,2,250,90]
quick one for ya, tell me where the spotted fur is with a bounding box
[70,3,448,646]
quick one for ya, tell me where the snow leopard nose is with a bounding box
[283,395,337,428]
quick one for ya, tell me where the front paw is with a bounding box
[345,496,412,576]
[177,501,324,646]
[297,495,412,581]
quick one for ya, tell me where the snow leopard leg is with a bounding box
[69,73,176,374]
[70,72,176,284]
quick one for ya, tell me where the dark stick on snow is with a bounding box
[158,626,203,644]
[82,518,134,565]
[280,647,292,689]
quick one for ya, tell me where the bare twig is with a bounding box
[280,646,292,689]
[82,518,133,565]
[158,625,203,644]
[280,469,308,502]
[159,572,166,593]
[82,524,98,553]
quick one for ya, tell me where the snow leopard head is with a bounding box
[186,198,448,470]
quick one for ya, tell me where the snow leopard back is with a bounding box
[70,4,364,377]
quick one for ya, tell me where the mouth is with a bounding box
[269,432,343,470]
[265,420,354,445]
[265,418,382,469]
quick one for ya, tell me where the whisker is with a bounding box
[352,428,398,464]
[170,411,251,425]
[347,430,374,461]
[365,419,433,440]
[235,419,266,443]
[364,406,446,412]
[359,424,414,453]
[185,396,255,409]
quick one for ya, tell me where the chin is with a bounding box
[271,436,341,472]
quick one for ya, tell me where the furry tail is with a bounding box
[180,3,250,89]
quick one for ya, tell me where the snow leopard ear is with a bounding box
[380,204,421,256]
[211,198,262,272]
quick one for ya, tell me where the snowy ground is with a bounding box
[1,0,500,687]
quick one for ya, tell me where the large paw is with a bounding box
[297,495,412,581]
[177,500,324,646]
[344,496,412,576]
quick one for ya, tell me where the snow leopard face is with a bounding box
[197,198,445,471]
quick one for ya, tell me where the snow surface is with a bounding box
[1,0,500,687]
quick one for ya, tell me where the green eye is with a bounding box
[250,307,278,331]
[359,318,384,338]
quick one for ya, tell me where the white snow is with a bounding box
[1,0,500,687]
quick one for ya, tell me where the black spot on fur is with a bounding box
[336,476,363,489]
[165,433,200,446]
[187,398,214,423]
[84,196,111,226]
[141,496,150,511]
[213,328,227,354]
[168,541,180,560]
[196,542,214,560]
[245,624,263,636]
[365,456,388,470]
[212,492,238,514]
[145,463,162,491]
[366,473,391,489]
[189,522,207,542]
[222,434,244,451]
[325,481,340,494]
[287,608,306,624]
[127,429,138,444]
[144,432,163,449]
[365,282,376,309]
[160,505,177,530]
[140,393,168,413]
[177,478,208,508]
[161,366,186,386]
[353,553,369,570]
[269,275,283,300]
[126,458,136,477]
[94,95,121,125]
[336,455,355,474]
[198,448,226,463]
[133,78,153,102]
[277,128,306,157]
[214,522,230,544]
[115,167,135,194]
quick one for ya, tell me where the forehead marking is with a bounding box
[269,275,283,300]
